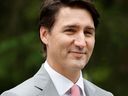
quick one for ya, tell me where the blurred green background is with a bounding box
[0,0,128,96]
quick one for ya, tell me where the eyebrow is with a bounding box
[63,24,95,31]
[85,26,95,32]
[63,24,79,29]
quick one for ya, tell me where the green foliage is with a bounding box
[0,0,128,96]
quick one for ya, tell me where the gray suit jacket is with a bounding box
[1,65,113,96]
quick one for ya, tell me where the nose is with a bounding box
[74,33,86,48]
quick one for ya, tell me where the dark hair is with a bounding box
[39,0,100,55]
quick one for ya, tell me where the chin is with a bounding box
[72,60,87,69]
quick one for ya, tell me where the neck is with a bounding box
[64,70,80,83]
[47,59,81,83]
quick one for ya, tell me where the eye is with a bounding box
[65,28,76,32]
[84,27,95,37]
[84,30,94,37]
[64,28,77,34]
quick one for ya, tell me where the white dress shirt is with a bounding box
[44,61,86,96]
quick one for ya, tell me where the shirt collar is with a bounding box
[44,60,85,96]
[76,71,85,96]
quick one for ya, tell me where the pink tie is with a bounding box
[71,84,80,96]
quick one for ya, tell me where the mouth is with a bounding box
[69,51,86,54]
[68,51,87,58]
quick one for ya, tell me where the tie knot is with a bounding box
[71,84,80,96]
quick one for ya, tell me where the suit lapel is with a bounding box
[33,64,59,96]
[84,79,96,96]
[34,64,97,96]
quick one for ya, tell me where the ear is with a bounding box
[40,26,49,45]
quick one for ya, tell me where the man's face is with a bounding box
[41,7,95,73]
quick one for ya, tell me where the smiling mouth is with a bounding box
[68,51,86,59]
[69,51,87,55]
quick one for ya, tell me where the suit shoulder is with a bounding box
[1,78,41,96]
[84,79,114,96]
[1,91,18,96]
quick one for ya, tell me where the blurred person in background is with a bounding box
[1,0,113,96]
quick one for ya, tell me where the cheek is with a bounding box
[51,36,68,52]
[58,35,73,45]
[58,37,74,55]
[88,38,95,51]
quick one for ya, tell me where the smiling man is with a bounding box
[1,0,113,96]
[43,7,95,83]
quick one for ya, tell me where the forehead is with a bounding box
[54,7,94,28]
